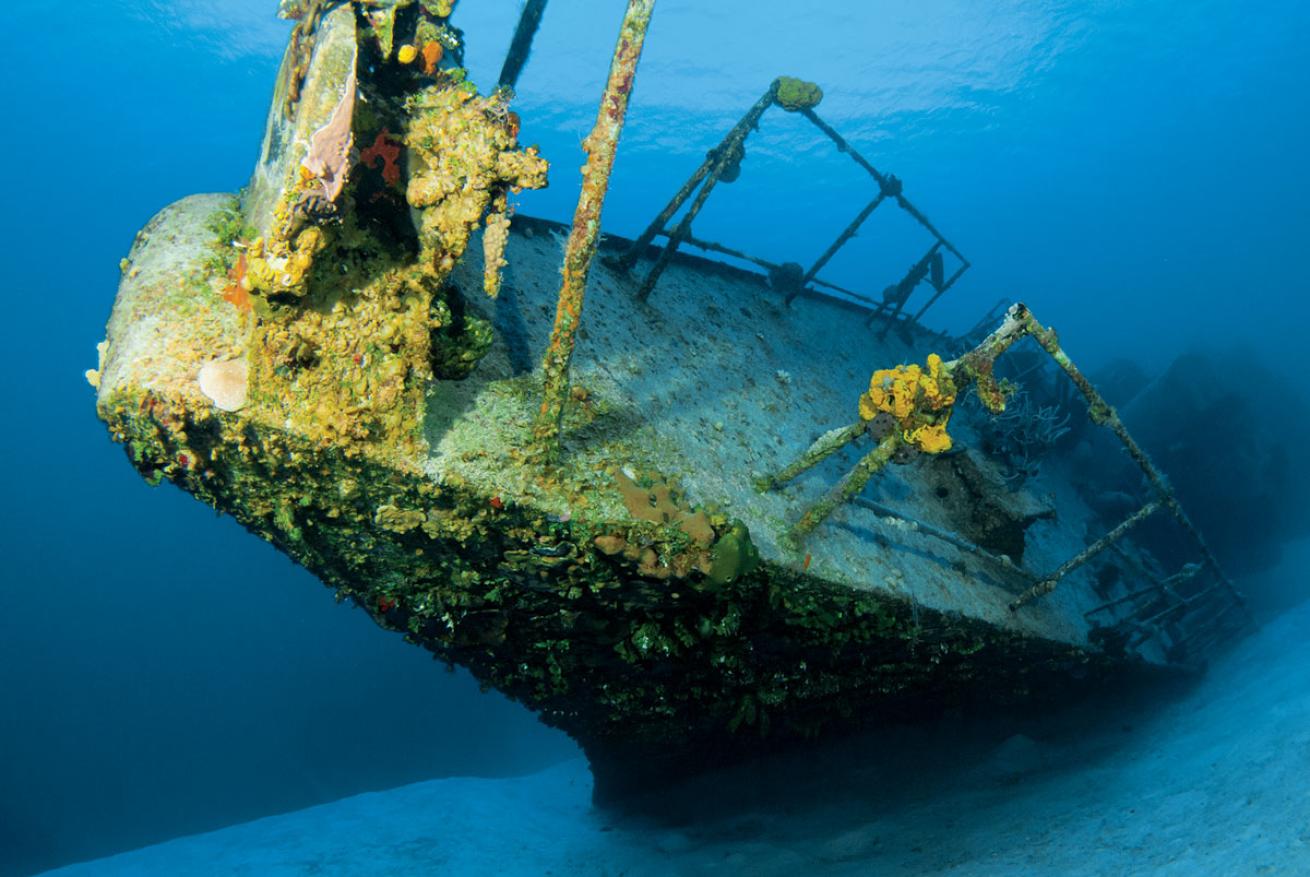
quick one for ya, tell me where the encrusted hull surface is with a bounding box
[93,194,1172,796]
[91,2,1186,798]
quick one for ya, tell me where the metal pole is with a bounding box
[1084,563,1202,618]
[756,421,866,491]
[498,0,550,90]
[801,106,970,324]
[971,304,1247,619]
[800,107,893,188]
[653,229,776,271]
[787,193,886,306]
[532,0,655,458]
[874,243,941,334]
[1009,500,1161,611]
[911,259,972,324]
[852,497,1037,583]
[632,85,778,300]
[789,433,902,543]
[616,84,777,274]
[655,230,885,310]
[613,159,714,272]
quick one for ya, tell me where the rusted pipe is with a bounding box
[1009,500,1162,611]
[532,0,655,458]
[757,421,867,491]
[633,84,778,300]
[788,192,887,305]
[617,83,777,275]
[788,433,902,544]
[800,106,969,323]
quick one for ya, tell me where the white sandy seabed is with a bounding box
[48,596,1310,876]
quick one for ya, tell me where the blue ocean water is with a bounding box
[1,1,1307,874]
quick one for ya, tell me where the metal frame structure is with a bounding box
[762,303,1251,667]
[509,15,1245,665]
[612,78,970,333]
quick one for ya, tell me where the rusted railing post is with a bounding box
[615,83,778,276]
[633,83,779,301]
[1009,500,1162,611]
[532,0,655,459]
[797,106,971,321]
[795,192,886,296]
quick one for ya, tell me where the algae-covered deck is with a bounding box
[437,216,1102,646]
[94,187,1145,779]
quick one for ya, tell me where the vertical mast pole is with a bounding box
[533,0,656,458]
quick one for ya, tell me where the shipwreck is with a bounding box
[89,0,1248,797]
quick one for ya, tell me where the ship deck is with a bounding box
[434,215,1123,652]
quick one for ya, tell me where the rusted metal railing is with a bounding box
[761,302,1251,662]
[615,79,969,331]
